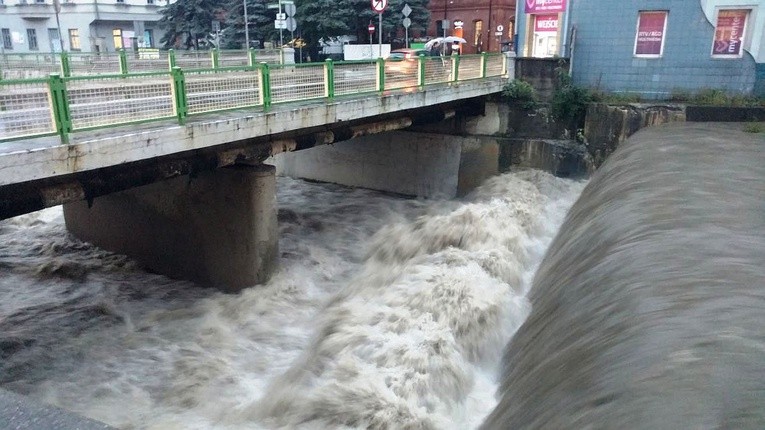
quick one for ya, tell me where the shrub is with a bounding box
[692,88,728,106]
[743,123,764,133]
[551,69,592,125]
[502,80,538,109]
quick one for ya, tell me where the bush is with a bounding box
[551,68,592,124]
[692,88,729,106]
[502,80,538,109]
[744,123,764,133]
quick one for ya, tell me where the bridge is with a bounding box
[0,50,513,291]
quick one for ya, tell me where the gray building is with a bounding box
[0,0,170,54]
[515,0,765,97]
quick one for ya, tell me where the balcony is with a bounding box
[15,0,54,19]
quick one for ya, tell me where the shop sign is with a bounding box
[535,15,559,32]
[634,11,667,56]
[712,9,748,57]
[525,0,566,14]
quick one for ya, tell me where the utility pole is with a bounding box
[243,0,250,49]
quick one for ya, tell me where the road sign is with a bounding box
[454,20,464,29]
[402,17,411,28]
[496,24,504,32]
[276,13,286,20]
[275,19,287,29]
[284,3,296,16]
[286,17,297,32]
[368,24,375,33]
[371,0,387,13]
[494,31,503,36]
[402,3,411,17]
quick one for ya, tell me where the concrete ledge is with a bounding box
[686,106,765,122]
[0,389,113,430]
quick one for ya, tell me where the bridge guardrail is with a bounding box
[0,48,285,80]
[0,53,507,144]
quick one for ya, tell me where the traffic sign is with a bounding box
[284,3,296,16]
[402,17,411,28]
[371,0,387,13]
[368,24,375,33]
[496,24,504,32]
[275,19,287,29]
[285,17,297,32]
[402,3,411,17]
[276,12,286,20]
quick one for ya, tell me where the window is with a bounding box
[147,0,154,4]
[113,28,123,49]
[711,9,749,58]
[1,29,11,50]
[473,20,483,49]
[68,28,80,50]
[27,28,38,50]
[634,11,668,58]
[116,0,124,3]
[35,0,45,3]
[143,29,153,47]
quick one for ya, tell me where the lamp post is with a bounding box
[243,0,250,49]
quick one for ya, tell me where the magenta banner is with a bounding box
[634,11,667,56]
[525,0,566,14]
[712,10,748,56]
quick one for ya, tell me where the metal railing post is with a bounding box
[168,48,176,70]
[418,54,426,88]
[481,52,488,78]
[170,67,188,125]
[60,51,71,77]
[324,59,334,100]
[48,73,72,144]
[119,48,128,75]
[259,62,271,111]
[376,57,385,92]
[248,48,257,67]
[451,55,460,82]
[211,48,220,69]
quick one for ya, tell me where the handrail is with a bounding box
[0,53,508,144]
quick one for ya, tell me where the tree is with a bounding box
[221,0,278,49]
[158,0,222,49]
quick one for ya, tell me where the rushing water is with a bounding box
[0,170,584,429]
[482,123,765,429]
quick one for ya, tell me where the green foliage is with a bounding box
[743,122,764,133]
[158,0,223,49]
[551,68,592,124]
[691,88,728,106]
[221,0,277,49]
[502,80,538,109]
[668,88,692,102]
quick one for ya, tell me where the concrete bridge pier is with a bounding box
[63,164,278,292]
[273,131,499,199]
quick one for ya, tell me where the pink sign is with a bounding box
[634,11,667,56]
[712,10,748,56]
[535,15,559,32]
[525,0,566,14]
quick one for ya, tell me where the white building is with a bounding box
[0,0,170,54]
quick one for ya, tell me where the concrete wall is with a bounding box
[272,131,498,199]
[569,0,757,97]
[63,164,278,292]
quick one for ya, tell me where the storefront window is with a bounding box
[634,11,668,58]
[532,14,559,58]
[711,9,749,58]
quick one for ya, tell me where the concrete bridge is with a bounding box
[0,52,512,291]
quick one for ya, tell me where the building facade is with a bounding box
[428,0,516,54]
[514,0,764,97]
[0,0,168,54]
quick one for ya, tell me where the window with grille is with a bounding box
[1,29,11,50]
[27,28,38,50]
[69,28,81,50]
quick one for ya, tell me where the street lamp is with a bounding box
[243,0,250,49]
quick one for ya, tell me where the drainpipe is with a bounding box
[562,0,572,57]
[487,0,493,51]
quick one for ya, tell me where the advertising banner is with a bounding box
[525,0,566,14]
[712,9,748,57]
[634,11,667,56]
[535,15,559,33]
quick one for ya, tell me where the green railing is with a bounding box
[0,53,507,143]
[0,48,286,80]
